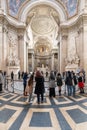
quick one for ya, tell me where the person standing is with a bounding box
[78,72,84,93]
[26,74,34,103]
[72,72,77,96]
[65,71,73,96]
[56,73,63,96]
[11,71,14,81]
[49,71,56,98]
[23,72,28,96]
[0,70,3,92]
[34,70,45,104]
[18,70,20,80]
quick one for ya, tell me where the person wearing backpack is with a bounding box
[56,73,63,96]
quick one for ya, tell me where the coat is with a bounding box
[78,76,84,88]
[0,73,3,84]
[34,76,45,94]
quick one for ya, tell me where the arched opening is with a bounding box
[24,5,60,72]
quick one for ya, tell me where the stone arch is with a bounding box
[18,0,67,23]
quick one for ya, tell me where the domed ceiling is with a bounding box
[26,5,60,54]
[27,5,59,36]
[31,16,54,35]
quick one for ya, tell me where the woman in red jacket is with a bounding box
[78,72,84,93]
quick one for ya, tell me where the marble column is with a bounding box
[57,42,60,72]
[2,25,8,71]
[51,53,54,70]
[0,21,3,70]
[18,32,25,71]
[60,35,68,73]
[83,18,87,73]
[32,53,34,72]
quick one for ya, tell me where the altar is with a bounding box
[37,64,49,75]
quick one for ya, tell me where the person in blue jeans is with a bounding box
[72,72,77,96]
[65,71,73,96]
[23,72,28,96]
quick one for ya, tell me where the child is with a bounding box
[26,74,34,103]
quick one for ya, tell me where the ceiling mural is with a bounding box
[61,0,78,18]
[7,0,78,18]
[8,0,26,17]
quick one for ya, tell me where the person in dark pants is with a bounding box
[34,70,45,104]
[78,72,84,93]
[56,73,63,96]
[49,71,56,98]
[11,71,14,81]
[18,71,21,80]
[65,71,73,96]
[23,72,28,96]
[72,72,77,96]
[0,70,3,92]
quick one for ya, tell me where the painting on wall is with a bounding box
[8,0,26,17]
[66,0,78,17]
[61,0,78,18]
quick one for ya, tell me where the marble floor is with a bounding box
[0,91,87,130]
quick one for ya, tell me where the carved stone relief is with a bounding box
[7,32,20,66]
[65,35,80,71]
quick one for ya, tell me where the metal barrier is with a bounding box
[4,78,80,95]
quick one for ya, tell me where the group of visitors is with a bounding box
[23,69,86,105]
[0,68,86,105]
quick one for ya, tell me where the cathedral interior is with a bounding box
[0,0,87,130]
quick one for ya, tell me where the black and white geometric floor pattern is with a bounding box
[0,92,87,130]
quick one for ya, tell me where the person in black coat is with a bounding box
[72,72,77,96]
[23,72,28,96]
[65,71,73,96]
[56,73,63,96]
[34,70,45,104]
[11,71,14,81]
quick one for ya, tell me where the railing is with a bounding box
[4,77,80,95]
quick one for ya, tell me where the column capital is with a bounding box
[62,35,68,40]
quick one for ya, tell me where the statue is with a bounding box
[65,36,80,71]
[7,53,20,66]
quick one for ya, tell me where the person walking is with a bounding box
[34,70,45,104]
[56,73,63,96]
